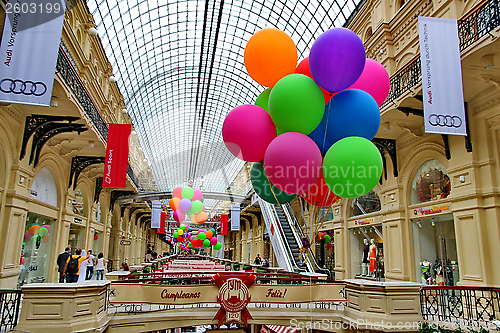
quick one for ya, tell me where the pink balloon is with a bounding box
[348,58,390,107]
[192,189,203,201]
[223,104,277,162]
[173,210,185,222]
[173,187,183,199]
[179,198,192,212]
[42,225,51,231]
[264,132,322,194]
[210,237,217,245]
[24,232,33,242]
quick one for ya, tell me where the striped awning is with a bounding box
[260,325,301,333]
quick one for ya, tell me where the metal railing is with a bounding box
[56,46,141,190]
[381,0,500,108]
[0,289,21,332]
[420,285,500,330]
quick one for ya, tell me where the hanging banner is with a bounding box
[230,204,240,231]
[0,0,66,106]
[158,211,166,234]
[220,214,228,235]
[151,200,161,229]
[418,17,466,136]
[103,124,131,188]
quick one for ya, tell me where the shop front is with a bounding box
[409,159,458,286]
[69,187,88,253]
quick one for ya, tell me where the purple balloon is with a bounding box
[309,27,366,93]
[210,237,217,246]
[179,198,192,212]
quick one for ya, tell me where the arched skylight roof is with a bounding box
[87,0,365,193]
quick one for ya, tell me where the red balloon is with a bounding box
[295,57,334,104]
[177,236,184,242]
[303,170,340,207]
[327,242,332,250]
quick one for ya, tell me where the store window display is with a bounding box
[411,159,451,204]
[412,215,459,286]
[72,188,87,216]
[18,213,56,286]
[350,190,381,217]
[350,226,384,281]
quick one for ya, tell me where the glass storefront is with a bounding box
[412,214,459,286]
[19,213,56,286]
[350,225,384,281]
[72,188,87,216]
[69,224,85,253]
[92,230,103,255]
[411,159,451,204]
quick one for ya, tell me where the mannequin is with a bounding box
[362,239,369,276]
[368,239,376,277]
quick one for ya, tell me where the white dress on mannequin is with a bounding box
[77,250,87,283]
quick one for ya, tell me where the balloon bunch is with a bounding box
[24,224,51,244]
[318,232,332,250]
[169,187,207,225]
[223,27,389,202]
[190,229,222,250]
[172,224,192,244]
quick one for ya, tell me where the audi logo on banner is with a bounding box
[0,78,47,96]
[428,114,463,128]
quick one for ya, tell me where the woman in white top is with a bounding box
[77,250,87,282]
[95,253,105,280]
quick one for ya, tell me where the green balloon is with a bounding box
[198,232,206,240]
[269,74,324,135]
[173,232,179,238]
[203,239,211,247]
[180,224,186,230]
[38,227,48,238]
[214,242,222,250]
[251,161,296,205]
[324,234,331,243]
[191,201,203,214]
[255,88,272,113]
[181,187,194,199]
[323,137,383,199]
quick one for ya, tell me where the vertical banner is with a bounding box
[0,0,66,106]
[230,204,240,231]
[418,17,466,135]
[158,211,166,234]
[220,214,228,235]
[215,235,225,259]
[151,200,161,229]
[103,124,132,188]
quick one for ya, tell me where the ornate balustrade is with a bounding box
[0,289,21,332]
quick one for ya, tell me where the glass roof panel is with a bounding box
[87,0,365,194]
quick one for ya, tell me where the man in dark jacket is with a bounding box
[57,247,71,283]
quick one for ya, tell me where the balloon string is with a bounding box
[311,203,335,248]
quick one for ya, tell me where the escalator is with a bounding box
[273,204,307,271]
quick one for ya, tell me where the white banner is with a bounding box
[0,0,66,106]
[151,200,161,229]
[418,16,466,135]
[230,204,240,231]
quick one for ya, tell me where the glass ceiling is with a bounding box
[87,0,365,194]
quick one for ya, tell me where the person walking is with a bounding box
[254,254,262,265]
[95,253,105,280]
[86,250,95,280]
[63,249,88,283]
[56,247,71,283]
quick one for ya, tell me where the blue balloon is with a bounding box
[308,120,332,156]
[322,89,380,144]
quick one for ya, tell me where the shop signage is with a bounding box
[355,218,374,225]
[213,273,255,325]
[413,204,449,216]
[73,217,82,224]
[120,239,131,246]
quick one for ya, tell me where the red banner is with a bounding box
[103,124,131,188]
[158,212,166,234]
[221,214,228,235]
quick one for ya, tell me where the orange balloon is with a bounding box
[169,197,180,211]
[244,28,297,87]
[28,225,41,235]
[194,212,207,225]
[205,230,213,239]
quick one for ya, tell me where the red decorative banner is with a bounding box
[103,124,131,188]
[212,273,256,325]
[158,211,166,234]
[221,214,228,236]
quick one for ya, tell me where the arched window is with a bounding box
[73,188,87,217]
[411,159,450,204]
[364,27,373,42]
[350,190,381,217]
[31,167,58,207]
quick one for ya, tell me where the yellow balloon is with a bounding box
[178,229,184,235]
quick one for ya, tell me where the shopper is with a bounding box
[145,249,152,262]
[121,262,130,271]
[63,249,88,283]
[254,254,262,265]
[95,253,105,280]
[262,254,270,268]
[56,247,71,283]
[86,250,95,280]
